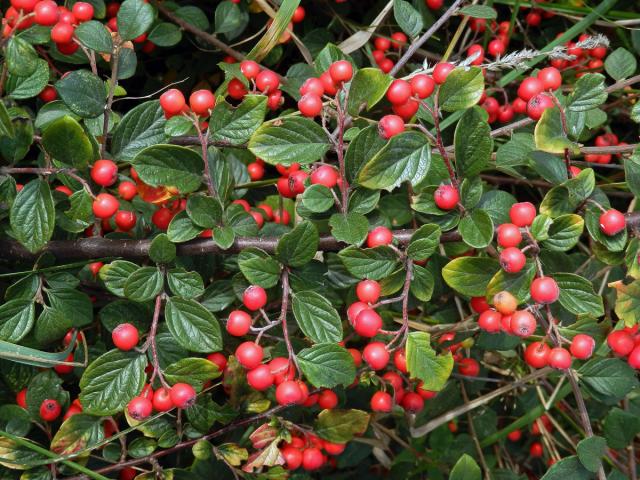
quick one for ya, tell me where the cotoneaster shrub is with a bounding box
[0,0,639,479]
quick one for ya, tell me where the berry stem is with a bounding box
[431,93,458,187]
[334,90,349,214]
[279,269,300,375]
[101,43,121,158]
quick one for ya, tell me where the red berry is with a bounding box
[496,223,522,248]
[235,342,263,370]
[378,114,404,139]
[51,21,74,43]
[34,0,59,25]
[530,276,559,304]
[386,79,412,105]
[392,99,419,120]
[16,388,27,408]
[599,209,626,236]
[470,296,490,313]
[517,77,544,102]
[255,70,280,93]
[91,159,118,187]
[370,391,393,412]
[628,347,640,369]
[401,392,424,413]
[298,93,323,117]
[127,396,152,420]
[54,353,75,374]
[300,77,325,97]
[152,207,173,230]
[118,181,137,200]
[206,352,227,372]
[152,387,173,412]
[282,446,303,470]
[507,429,522,442]
[525,342,551,368]
[323,441,346,455]
[434,184,459,210]
[590,46,607,59]
[169,383,196,409]
[527,94,554,120]
[607,330,635,356]
[510,310,537,337]
[390,32,408,48]
[159,89,186,115]
[310,165,338,188]
[120,467,137,480]
[273,209,290,225]
[548,347,572,369]
[425,0,444,10]
[39,399,61,421]
[432,63,454,84]
[291,6,305,23]
[275,380,303,405]
[247,364,274,391]
[478,309,502,334]
[243,285,267,311]
[570,334,595,360]
[240,60,261,79]
[366,226,393,248]
[363,342,389,370]
[500,247,526,273]
[393,349,407,373]
[319,71,338,96]
[247,162,265,181]
[466,44,485,65]
[10,0,37,12]
[115,210,136,232]
[317,389,339,409]
[228,78,248,100]
[512,97,527,114]
[530,442,543,457]
[374,37,391,51]
[347,301,368,326]
[498,104,514,123]
[112,323,139,351]
[410,74,435,99]
[457,358,480,376]
[509,202,536,227]
[72,2,94,21]
[88,261,103,276]
[354,308,382,338]
[328,60,353,84]
[189,89,215,116]
[356,280,381,304]
[302,447,324,471]
[38,85,57,103]
[226,310,252,336]
[537,67,562,91]
[487,39,506,57]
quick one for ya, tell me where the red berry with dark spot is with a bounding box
[169,383,196,409]
[39,399,61,421]
[127,396,152,420]
[500,247,526,273]
[378,114,405,139]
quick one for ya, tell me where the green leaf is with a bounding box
[393,0,423,37]
[411,263,434,301]
[329,212,369,246]
[167,269,204,299]
[79,349,147,416]
[215,1,246,35]
[0,102,15,139]
[314,43,352,75]
[486,262,536,303]
[117,0,154,41]
[405,332,453,391]
[147,22,182,47]
[302,184,334,213]
[603,407,640,449]
[55,70,106,119]
[297,343,356,388]
[41,116,93,168]
[276,221,318,267]
[407,224,441,260]
[539,169,595,218]
[567,73,608,112]
[613,280,640,327]
[133,145,203,194]
[358,131,431,191]
[186,195,223,229]
[534,107,580,154]
[10,180,55,253]
[315,409,369,443]
[454,106,492,177]
[579,358,639,401]
[624,152,640,198]
[174,6,209,30]
[210,95,267,146]
[459,5,497,18]
[47,288,92,327]
[450,454,481,480]
[292,291,342,343]
[50,414,104,456]
[248,117,329,166]
[6,37,38,77]
[5,59,49,100]
[62,189,93,232]
[459,210,494,249]
[555,273,604,317]
[74,21,113,53]
[0,299,34,343]
[542,214,584,251]
[124,267,163,302]
[439,67,484,112]
[540,456,592,480]
[347,68,393,116]
[99,260,139,297]
[338,246,400,280]
[167,210,204,243]
[164,358,220,386]
[604,47,637,81]
[111,101,169,161]
[442,257,500,296]
[496,133,535,170]
[165,297,222,353]
[149,234,176,264]
[237,248,281,288]
[577,436,606,473]
[345,126,386,183]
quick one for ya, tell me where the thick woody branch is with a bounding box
[2,212,639,262]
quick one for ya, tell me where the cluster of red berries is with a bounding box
[507,415,556,464]
[585,132,628,164]
[159,88,216,120]
[512,67,562,120]
[469,19,514,49]
[278,432,346,471]
[523,333,595,370]
[496,201,536,273]
[371,32,408,73]
[549,33,607,75]
[607,325,640,369]
[89,160,139,233]
[298,60,353,117]
[127,382,196,420]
